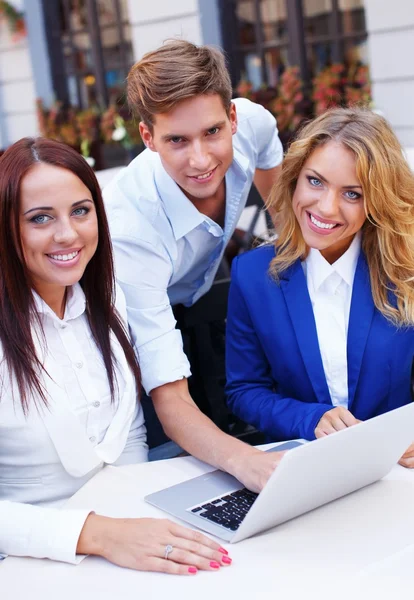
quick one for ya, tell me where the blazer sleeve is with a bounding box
[225,258,332,441]
[0,501,91,563]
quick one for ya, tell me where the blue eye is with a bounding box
[207,127,220,135]
[344,190,361,201]
[307,176,322,187]
[31,214,51,224]
[72,207,89,216]
[170,137,184,144]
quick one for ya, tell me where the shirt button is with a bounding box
[93,401,100,408]
[75,361,83,369]
[89,436,96,443]
[59,323,67,330]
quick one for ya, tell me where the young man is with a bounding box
[103,40,284,493]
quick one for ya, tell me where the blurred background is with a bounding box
[0,0,413,170]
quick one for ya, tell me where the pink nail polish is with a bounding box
[218,547,228,555]
[222,556,232,564]
[188,566,197,574]
[210,561,220,569]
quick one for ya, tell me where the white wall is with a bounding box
[127,0,203,60]
[365,0,414,146]
[0,1,38,148]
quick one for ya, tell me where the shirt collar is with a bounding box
[33,283,86,321]
[305,231,362,291]
[233,144,249,174]
[154,157,204,240]
[154,146,249,241]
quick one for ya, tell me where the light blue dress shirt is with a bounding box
[103,98,283,394]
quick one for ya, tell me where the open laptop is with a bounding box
[145,402,414,543]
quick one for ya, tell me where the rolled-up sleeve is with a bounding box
[0,501,91,563]
[246,101,284,170]
[110,214,191,395]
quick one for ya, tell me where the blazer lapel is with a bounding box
[39,386,103,477]
[33,331,103,478]
[280,261,332,405]
[347,252,375,409]
[35,330,135,477]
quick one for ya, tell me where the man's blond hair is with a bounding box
[127,39,232,128]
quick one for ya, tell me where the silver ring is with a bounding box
[164,544,174,560]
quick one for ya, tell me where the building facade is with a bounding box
[0,0,413,149]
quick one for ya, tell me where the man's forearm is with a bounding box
[253,164,282,227]
[151,379,260,475]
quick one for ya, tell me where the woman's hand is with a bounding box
[315,407,361,438]
[399,442,414,468]
[77,514,232,575]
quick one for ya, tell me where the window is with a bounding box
[223,0,289,90]
[220,0,367,89]
[43,0,134,108]
[303,0,367,75]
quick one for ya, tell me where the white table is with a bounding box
[3,450,414,600]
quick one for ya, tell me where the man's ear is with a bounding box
[229,102,238,135]
[139,121,156,152]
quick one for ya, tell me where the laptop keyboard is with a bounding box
[188,488,258,531]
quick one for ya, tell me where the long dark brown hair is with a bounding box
[0,137,141,412]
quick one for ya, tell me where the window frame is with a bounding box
[42,0,132,109]
[219,0,368,89]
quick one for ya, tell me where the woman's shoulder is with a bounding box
[233,243,277,272]
[231,244,279,289]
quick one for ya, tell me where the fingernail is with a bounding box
[210,561,220,569]
[222,556,232,564]
[188,566,197,574]
[218,547,228,555]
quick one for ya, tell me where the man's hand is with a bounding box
[152,379,286,493]
[315,407,361,438]
[399,442,414,468]
[227,448,286,493]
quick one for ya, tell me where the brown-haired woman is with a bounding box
[226,107,414,462]
[0,138,231,574]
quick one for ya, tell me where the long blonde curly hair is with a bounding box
[267,107,414,327]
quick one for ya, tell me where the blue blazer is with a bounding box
[225,245,414,441]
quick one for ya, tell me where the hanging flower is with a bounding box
[112,127,126,142]
[111,114,132,146]
[80,139,95,168]
[0,1,26,41]
[84,155,95,168]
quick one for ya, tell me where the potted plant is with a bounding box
[236,67,309,149]
[312,63,372,114]
[235,61,372,146]
[269,66,310,147]
[100,105,144,167]
[75,107,101,169]
[0,1,26,41]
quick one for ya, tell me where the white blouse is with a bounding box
[0,283,147,564]
[303,232,361,408]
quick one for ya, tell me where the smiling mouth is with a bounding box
[48,250,79,262]
[308,212,342,230]
[189,166,217,181]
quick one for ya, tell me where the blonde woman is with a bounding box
[225,107,414,466]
